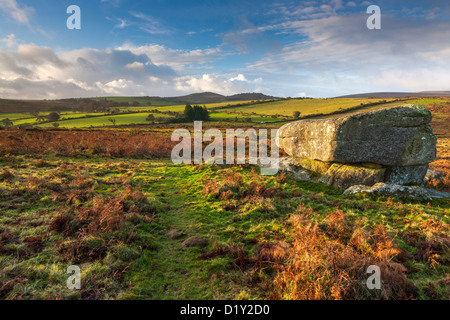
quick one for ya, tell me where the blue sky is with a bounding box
[1,0,450,99]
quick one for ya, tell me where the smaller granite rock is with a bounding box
[275,157,314,182]
[318,164,386,189]
[424,168,444,183]
[385,165,428,185]
[182,236,209,248]
[343,183,433,202]
[166,229,187,240]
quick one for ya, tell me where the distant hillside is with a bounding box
[0,92,279,113]
[159,92,278,105]
[336,91,450,98]
[0,98,82,114]
[227,93,278,102]
[161,92,227,105]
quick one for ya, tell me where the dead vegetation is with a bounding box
[202,168,287,205]
[0,158,159,299]
[268,204,418,300]
[0,130,175,158]
[428,101,450,192]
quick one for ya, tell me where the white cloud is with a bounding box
[117,43,223,70]
[247,14,450,95]
[0,43,181,99]
[0,0,33,24]
[370,68,450,91]
[175,74,237,95]
[174,73,263,95]
[16,44,68,68]
[230,74,247,82]
[267,0,346,20]
[98,79,136,94]
[2,34,17,48]
[129,11,171,35]
[65,78,96,92]
[123,61,145,72]
[0,41,258,99]
[117,19,128,28]
[107,17,129,29]
[229,74,264,85]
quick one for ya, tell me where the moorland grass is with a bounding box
[0,98,449,300]
[0,157,448,300]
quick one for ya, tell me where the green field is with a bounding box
[92,96,175,106]
[38,113,172,128]
[12,113,109,126]
[0,97,445,130]
[134,100,272,113]
[208,112,283,122]
[217,98,401,116]
[0,113,35,121]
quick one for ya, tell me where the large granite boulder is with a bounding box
[277,105,437,166]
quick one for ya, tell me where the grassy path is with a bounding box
[123,162,249,299]
[121,161,450,300]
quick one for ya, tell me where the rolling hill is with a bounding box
[336,91,450,98]
[0,92,279,114]
[159,92,278,104]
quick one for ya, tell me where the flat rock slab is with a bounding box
[343,183,433,202]
[275,157,430,189]
[277,105,437,166]
[425,188,450,199]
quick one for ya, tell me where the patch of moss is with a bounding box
[294,158,332,175]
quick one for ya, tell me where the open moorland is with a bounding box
[0,96,420,129]
[0,96,449,300]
